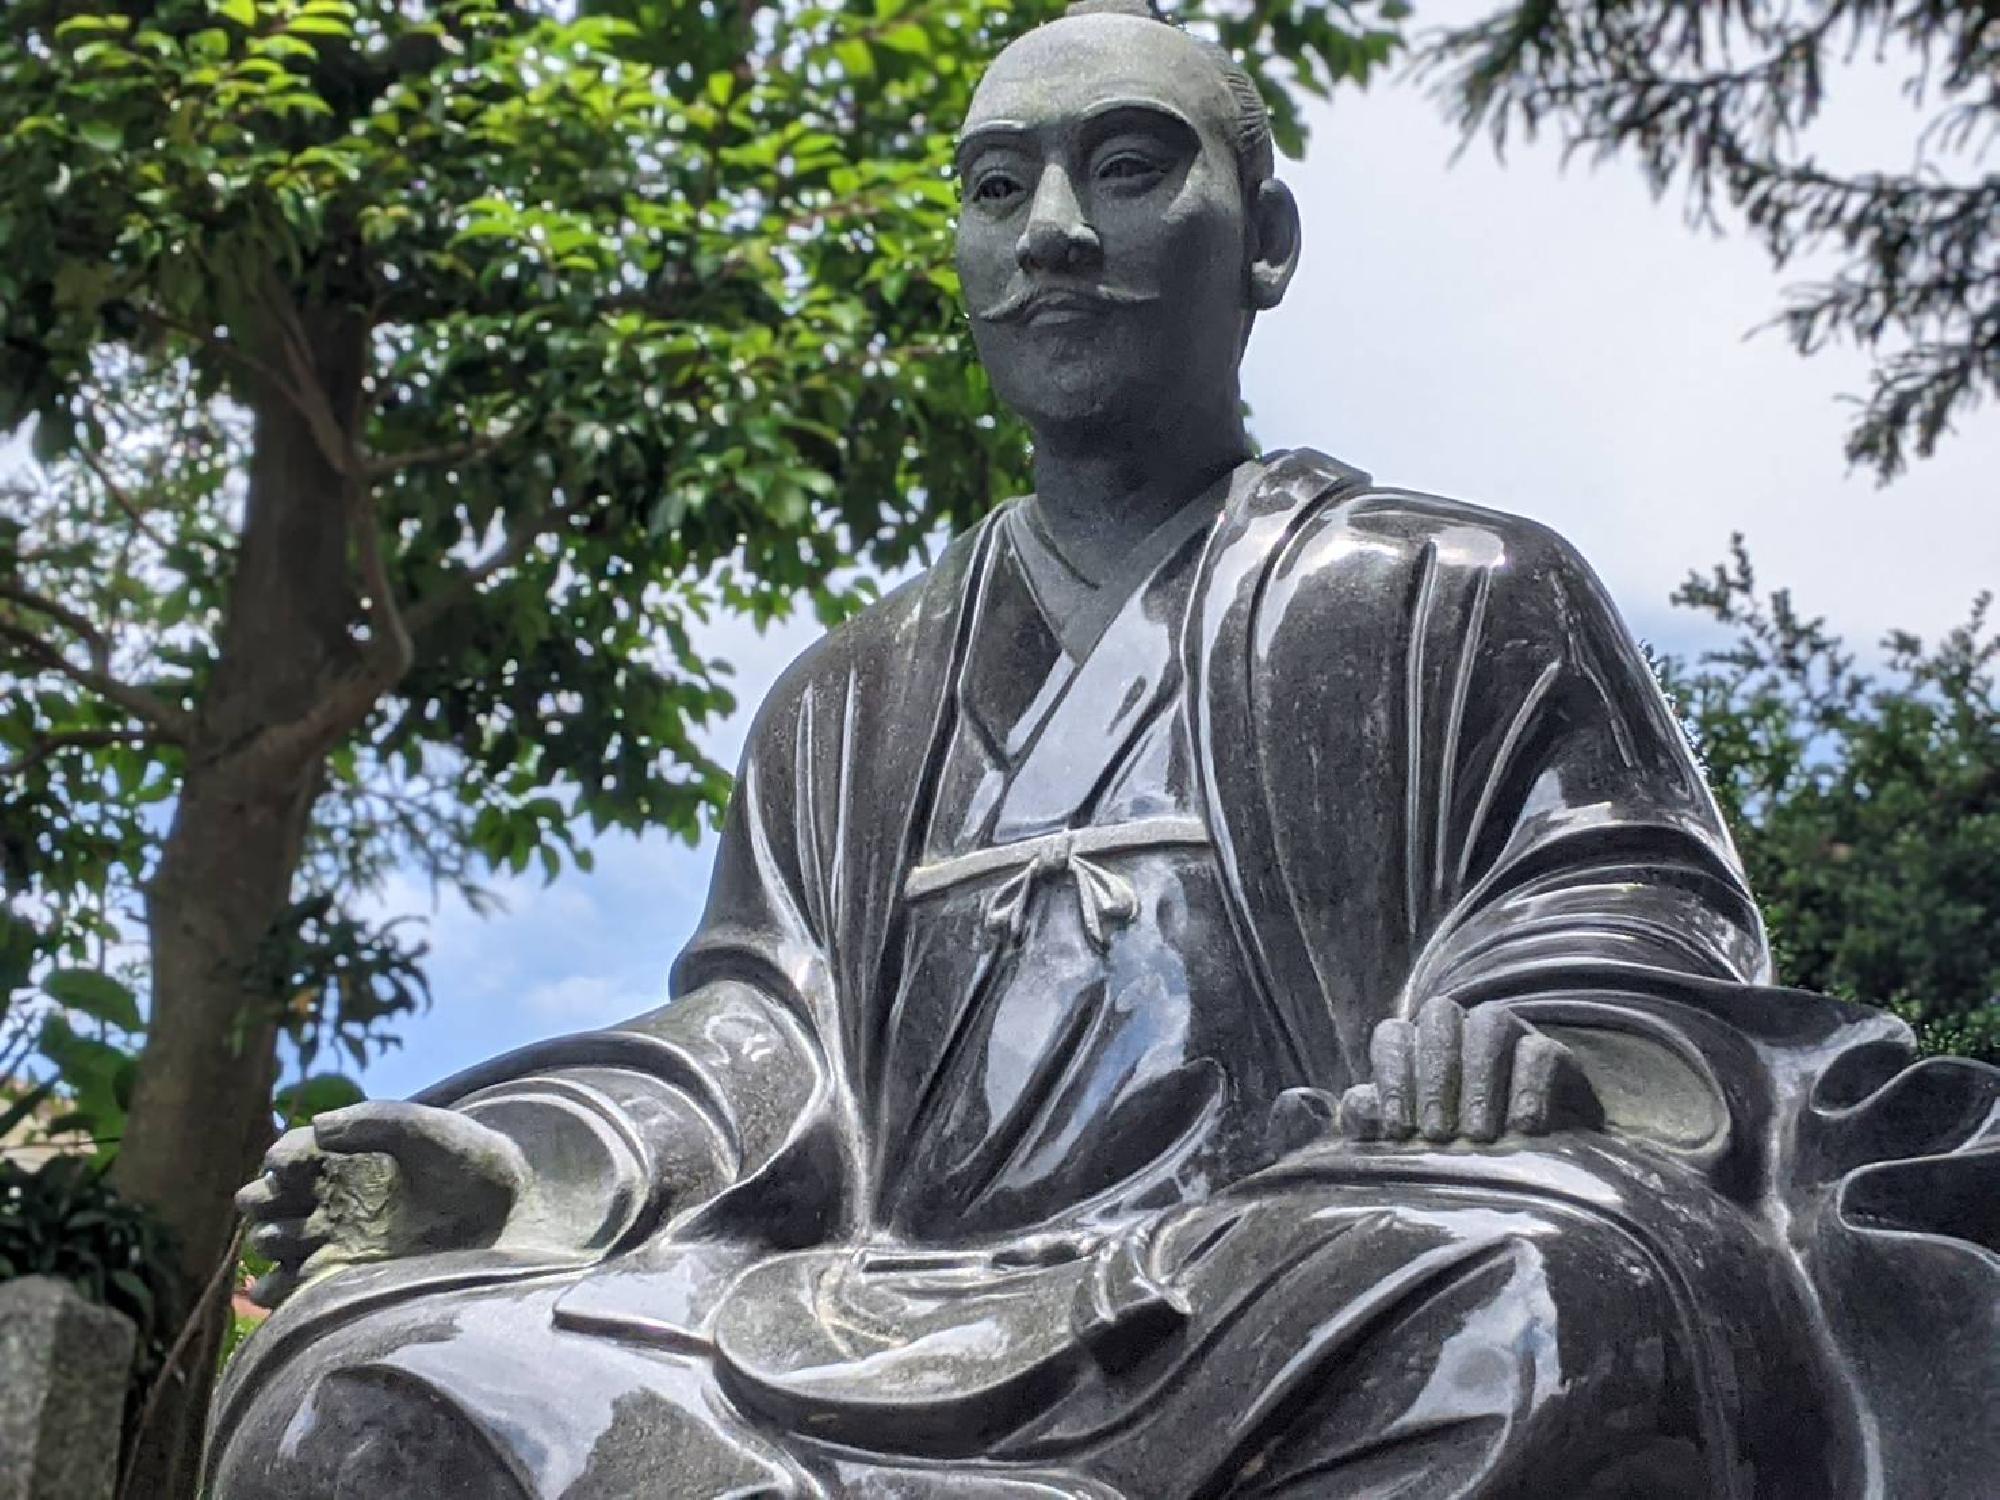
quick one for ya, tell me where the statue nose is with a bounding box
[1016,168,1101,274]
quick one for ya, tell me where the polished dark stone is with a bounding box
[215,4,2000,1495]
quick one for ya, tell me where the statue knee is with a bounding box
[211,1362,531,1500]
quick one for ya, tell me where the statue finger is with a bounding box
[235,1172,313,1221]
[247,1265,304,1311]
[1459,1006,1519,1144]
[260,1124,319,1183]
[1507,1034,1560,1134]
[1542,1038,1604,1131]
[1413,996,1465,1142]
[312,1100,434,1156]
[1370,1019,1417,1139]
[1338,1083,1384,1142]
[247,1216,323,1267]
[1510,1032,1605,1135]
[1507,1032,1605,1135]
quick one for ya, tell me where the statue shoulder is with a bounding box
[742,510,1003,744]
[1288,473,1587,583]
[1266,464,1607,616]
[1251,466,1627,659]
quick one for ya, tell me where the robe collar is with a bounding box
[953,466,1261,840]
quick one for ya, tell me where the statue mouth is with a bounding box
[978,283,1155,326]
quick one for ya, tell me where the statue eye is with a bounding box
[1095,152,1163,186]
[970,172,1023,205]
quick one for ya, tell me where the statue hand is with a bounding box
[235,1101,534,1308]
[1338,997,1603,1145]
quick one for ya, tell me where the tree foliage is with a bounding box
[1424,0,1998,480]
[0,1,1407,1488]
[1660,541,2000,1061]
[1,0,1407,1038]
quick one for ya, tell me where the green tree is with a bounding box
[0,1,1406,1488]
[1659,540,2000,1062]
[1424,0,1998,480]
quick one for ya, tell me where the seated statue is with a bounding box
[212,5,2000,1496]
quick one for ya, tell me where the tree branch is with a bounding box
[0,587,195,740]
[117,1221,246,1500]
[363,431,507,481]
[237,479,562,773]
[346,483,414,685]
[403,497,557,637]
[127,301,359,482]
[255,280,368,482]
[128,305,303,417]
[77,444,178,555]
[0,581,106,655]
[229,477,416,776]
[0,727,161,779]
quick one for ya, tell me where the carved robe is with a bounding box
[209,452,2000,1499]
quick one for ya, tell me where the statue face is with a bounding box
[955,16,1276,443]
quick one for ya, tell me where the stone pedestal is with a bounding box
[0,1276,136,1500]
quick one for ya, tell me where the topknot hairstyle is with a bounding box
[1057,0,1275,192]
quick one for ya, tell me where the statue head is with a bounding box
[955,0,1302,449]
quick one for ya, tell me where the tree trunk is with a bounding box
[114,761,310,1496]
[110,303,370,1498]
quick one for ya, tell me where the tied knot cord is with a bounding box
[903,816,1209,953]
[984,833,1139,950]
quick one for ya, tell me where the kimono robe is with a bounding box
[209,452,2000,1500]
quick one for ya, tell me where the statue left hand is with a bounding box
[1338,996,1603,1144]
[236,1101,537,1307]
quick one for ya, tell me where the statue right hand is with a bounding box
[235,1101,534,1309]
[1335,997,1603,1146]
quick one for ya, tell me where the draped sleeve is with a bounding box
[1206,461,2000,1494]
[414,659,860,1257]
[1382,507,1788,1192]
[411,519,991,1258]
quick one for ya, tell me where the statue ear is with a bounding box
[1247,179,1301,311]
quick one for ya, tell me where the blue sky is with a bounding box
[151,53,2000,1097]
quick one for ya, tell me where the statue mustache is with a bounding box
[974,282,1157,324]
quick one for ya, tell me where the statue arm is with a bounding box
[412,674,854,1254]
[1391,521,1786,1184]
[1407,520,1763,979]
[422,978,823,1255]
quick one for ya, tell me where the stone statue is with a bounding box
[212,5,2000,1495]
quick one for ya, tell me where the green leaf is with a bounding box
[54,15,134,39]
[877,25,931,58]
[109,1268,155,1318]
[833,40,875,79]
[273,1072,366,1124]
[36,1016,133,1138]
[0,909,37,995]
[53,261,117,316]
[43,969,144,1032]
[216,0,257,28]
[78,120,123,153]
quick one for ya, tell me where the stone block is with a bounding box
[0,1276,136,1500]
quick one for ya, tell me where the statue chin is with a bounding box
[983,355,1138,441]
